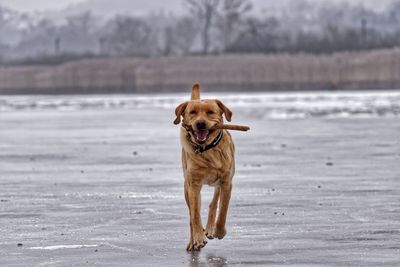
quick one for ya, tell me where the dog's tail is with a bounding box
[191,83,201,100]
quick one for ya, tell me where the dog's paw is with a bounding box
[186,241,195,251]
[213,225,227,240]
[186,233,208,251]
[204,226,215,239]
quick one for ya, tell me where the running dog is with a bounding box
[174,83,236,251]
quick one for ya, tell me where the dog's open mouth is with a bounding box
[193,129,210,144]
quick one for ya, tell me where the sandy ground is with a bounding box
[1,106,400,266]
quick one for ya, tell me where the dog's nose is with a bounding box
[196,120,207,130]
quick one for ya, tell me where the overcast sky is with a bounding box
[0,0,395,13]
[0,0,84,12]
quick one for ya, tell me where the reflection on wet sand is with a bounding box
[188,252,228,267]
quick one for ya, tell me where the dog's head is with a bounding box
[174,83,232,145]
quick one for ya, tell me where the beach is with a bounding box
[1,92,400,266]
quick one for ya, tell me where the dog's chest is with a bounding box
[187,149,233,185]
[194,147,231,169]
[181,129,235,185]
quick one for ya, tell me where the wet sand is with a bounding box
[1,107,399,266]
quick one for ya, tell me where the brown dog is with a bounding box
[174,83,235,251]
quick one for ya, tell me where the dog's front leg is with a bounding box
[205,186,220,239]
[184,181,193,250]
[186,181,208,251]
[213,181,232,240]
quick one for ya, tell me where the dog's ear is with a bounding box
[174,102,188,125]
[216,100,232,122]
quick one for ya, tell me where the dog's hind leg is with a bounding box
[205,186,220,239]
[213,182,232,240]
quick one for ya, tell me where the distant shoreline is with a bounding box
[1,49,400,95]
[2,87,400,96]
[2,91,399,119]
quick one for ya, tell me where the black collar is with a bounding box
[187,130,224,154]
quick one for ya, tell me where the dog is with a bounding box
[174,83,235,251]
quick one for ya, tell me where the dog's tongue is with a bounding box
[195,130,209,142]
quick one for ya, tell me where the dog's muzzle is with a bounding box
[193,120,210,144]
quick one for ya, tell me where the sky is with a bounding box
[0,0,395,13]
[0,0,84,12]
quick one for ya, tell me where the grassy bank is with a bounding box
[1,49,400,94]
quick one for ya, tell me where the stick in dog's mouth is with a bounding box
[215,124,250,132]
[192,124,250,144]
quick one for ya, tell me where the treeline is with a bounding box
[2,0,400,64]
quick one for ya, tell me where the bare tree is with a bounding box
[227,17,282,53]
[219,0,252,51]
[17,19,59,56]
[0,6,24,47]
[169,16,199,55]
[184,0,220,54]
[101,16,155,57]
[61,12,99,53]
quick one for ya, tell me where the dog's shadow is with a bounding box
[188,251,228,267]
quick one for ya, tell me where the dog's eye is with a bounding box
[207,110,215,115]
[190,110,197,115]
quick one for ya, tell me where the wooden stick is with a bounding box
[215,124,250,132]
